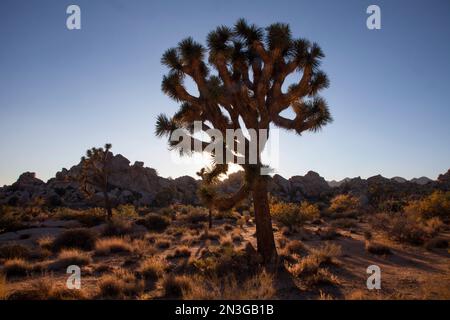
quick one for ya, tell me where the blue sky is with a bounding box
[0,0,449,185]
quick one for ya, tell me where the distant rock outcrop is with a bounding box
[0,154,448,208]
[410,176,433,185]
[0,154,200,207]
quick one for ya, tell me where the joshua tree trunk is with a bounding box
[252,176,277,263]
[103,190,112,220]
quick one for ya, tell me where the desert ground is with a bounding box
[0,194,449,300]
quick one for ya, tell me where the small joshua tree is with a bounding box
[78,143,114,219]
[155,19,332,263]
[196,167,219,229]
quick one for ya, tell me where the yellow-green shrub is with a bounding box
[405,191,450,221]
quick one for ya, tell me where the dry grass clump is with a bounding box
[304,268,340,287]
[138,257,167,282]
[94,237,133,256]
[2,258,32,278]
[7,278,86,300]
[155,239,171,249]
[288,243,341,289]
[136,213,171,232]
[199,230,221,241]
[289,243,342,276]
[52,228,97,252]
[101,218,134,237]
[231,231,243,243]
[53,207,105,227]
[180,207,209,224]
[36,236,54,251]
[0,244,30,259]
[167,246,191,259]
[183,270,275,300]
[365,241,392,255]
[310,243,342,265]
[161,274,191,298]
[98,269,144,299]
[192,243,261,277]
[49,249,91,270]
[285,240,305,255]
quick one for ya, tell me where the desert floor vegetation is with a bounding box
[0,193,449,300]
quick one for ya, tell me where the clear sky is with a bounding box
[0,0,449,185]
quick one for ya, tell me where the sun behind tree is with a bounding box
[155,19,332,263]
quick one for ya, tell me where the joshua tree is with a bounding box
[196,167,218,229]
[78,143,114,219]
[155,19,332,263]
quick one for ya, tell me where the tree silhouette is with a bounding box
[155,19,332,263]
[78,144,114,220]
[196,167,219,229]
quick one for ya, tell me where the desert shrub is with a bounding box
[183,270,275,300]
[180,207,209,223]
[192,244,260,276]
[53,208,105,227]
[328,194,360,218]
[167,246,191,259]
[271,201,320,231]
[0,206,27,232]
[52,228,97,252]
[2,258,32,278]
[370,212,394,231]
[158,206,177,218]
[138,257,166,282]
[101,218,134,237]
[114,205,138,218]
[378,199,406,213]
[372,212,441,245]
[98,269,144,299]
[404,191,450,221]
[365,242,391,255]
[49,249,91,270]
[161,274,191,298]
[271,202,302,231]
[136,213,170,232]
[94,237,133,256]
[0,244,30,259]
[388,216,428,245]
[299,201,321,221]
